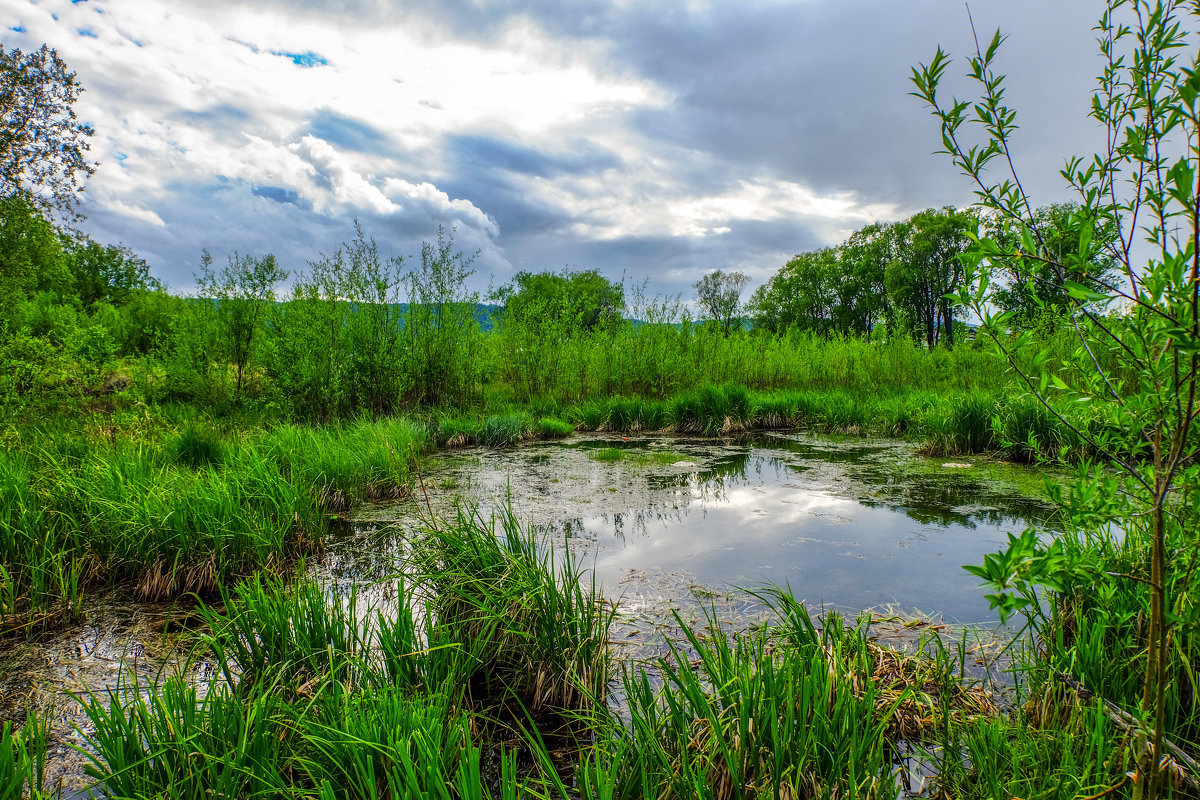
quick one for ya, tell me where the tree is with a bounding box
[694,269,750,336]
[0,193,69,310]
[500,268,625,333]
[403,227,482,407]
[0,44,95,224]
[749,249,838,335]
[913,3,1200,795]
[838,222,893,336]
[66,239,157,309]
[984,202,1120,327]
[885,207,973,347]
[195,250,288,402]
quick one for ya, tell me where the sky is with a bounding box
[4,0,1105,299]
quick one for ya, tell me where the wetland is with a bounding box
[2,431,1062,797]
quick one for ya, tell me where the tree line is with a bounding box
[742,203,1115,347]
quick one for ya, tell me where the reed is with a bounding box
[477,413,531,447]
[920,391,1000,456]
[167,423,225,469]
[201,572,370,695]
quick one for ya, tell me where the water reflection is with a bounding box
[403,432,1060,625]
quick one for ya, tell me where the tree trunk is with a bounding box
[1136,486,1168,800]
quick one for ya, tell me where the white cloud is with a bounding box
[6,0,1096,296]
[102,196,166,229]
[293,136,397,216]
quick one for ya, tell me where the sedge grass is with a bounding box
[417,505,614,714]
[1,711,48,800]
[537,417,574,438]
[585,593,905,799]
[201,572,370,695]
[69,559,1164,800]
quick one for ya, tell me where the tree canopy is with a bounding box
[693,269,750,336]
[0,44,95,224]
[499,268,625,333]
[749,207,974,345]
[983,202,1119,326]
[0,193,70,309]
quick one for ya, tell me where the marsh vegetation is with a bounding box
[5,0,1200,797]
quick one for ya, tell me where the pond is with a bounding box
[1,432,1061,796]
[347,431,1059,626]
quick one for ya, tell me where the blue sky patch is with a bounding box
[253,184,307,209]
[9,25,25,33]
[77,28,98,38]
[271,50,327,68]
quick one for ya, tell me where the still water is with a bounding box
[346,432,1060,625]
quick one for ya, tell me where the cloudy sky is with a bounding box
[6,0,1104,298]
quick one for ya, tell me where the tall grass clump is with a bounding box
[167,424,225,469]
[1038,519,1200,751]
[934,699,1128,799]
[256,418,427,508]
[477,413,531,447]
[672,383,751,433]
[748,390,801,429]
[536,417,573,438]
[1,441,321,608]
[581,593,906,798]
[419,506,613,714]
[2,415,438,616]
[201,573,370,694]
[994,395,1063,464]
[78,531,587,799]
[2,712,48,800]
[921,391,999,456]
[65,447,318,599]
[0,449,85,625]
[81,664,543,800]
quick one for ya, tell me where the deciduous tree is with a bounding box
[694,269,750,336]
[0,44,95,224]
[913,3,1200,794]
[195,250,288,402]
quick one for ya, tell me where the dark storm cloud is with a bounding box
[439,0,1099,208]
[247,0,1103,210]
[281,0,1100,207]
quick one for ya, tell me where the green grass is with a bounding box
[592,598,902,797]
[167,423,225,469]
[1,711,48,800]
[537,417,574,438]
[591,447,623,462]
[77,505,613,798]
[0,416,437,617]
[63,541,1157,800]
[417,506,614,713]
